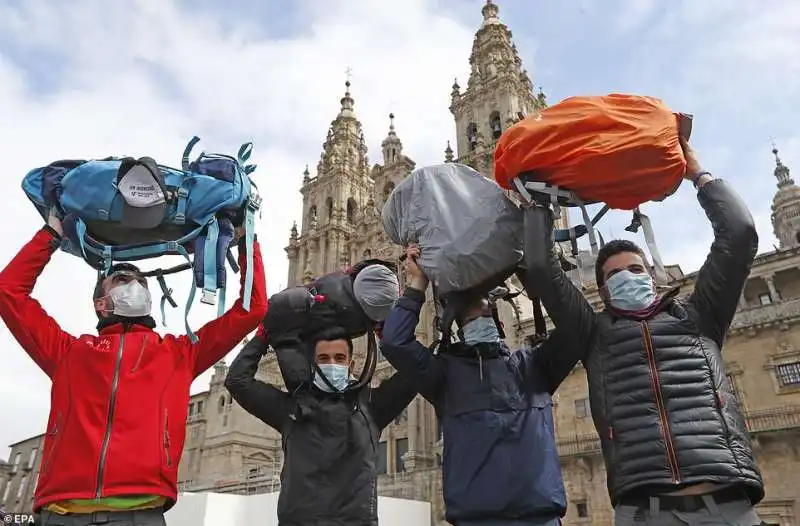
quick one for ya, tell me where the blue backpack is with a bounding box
[21,136,261,341]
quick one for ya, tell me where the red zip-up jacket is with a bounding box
[0,227,268,512]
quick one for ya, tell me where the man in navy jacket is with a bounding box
[381,245,582,526]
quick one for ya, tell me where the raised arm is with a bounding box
[0,225,76,378]
[513,328,587,395]
[688,178,758,347]
[380,287,443,405]
[184,238,268,377]
[522,204,597,347]
[368,371,419,431]
[224,333,292,432]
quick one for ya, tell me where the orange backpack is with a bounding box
[495,94,692,287]
[494,94,691,210]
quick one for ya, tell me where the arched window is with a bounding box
[325,197,334,222]
[489,111,502,139]
[382,182,395,202]
[363,249,372,259]
[466,123,478,151]
[218,395,226,413]
[308,205,317,227]
[346,198,358,223]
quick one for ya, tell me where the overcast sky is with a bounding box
[1,0,799,456]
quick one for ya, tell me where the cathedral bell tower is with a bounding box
[285,80,373,286]
[771,146,800,249]
[448,0,547,178]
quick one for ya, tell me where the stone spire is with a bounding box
[770,145,800,248]
[464,1,535,95]
[316,79,369,179]
[449,0,547,180]
[773,146,794,187]
[381,113,403,166]
[444,141,454,162]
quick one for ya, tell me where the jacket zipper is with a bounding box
[95,332,126,497]
[41,411,62,474]
[163,409,172,469]
[640,321,681,483]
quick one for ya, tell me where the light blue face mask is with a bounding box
[462,316,501,344]
[314,364,350,392]
[605,270,656,311]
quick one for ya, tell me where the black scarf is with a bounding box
[96,314,157,332]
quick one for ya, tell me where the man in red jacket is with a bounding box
[0,212,267,526]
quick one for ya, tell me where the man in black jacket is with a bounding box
[224,325,417,526]
[523,138,764,525]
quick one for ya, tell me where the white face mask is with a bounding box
[107,281,152,317]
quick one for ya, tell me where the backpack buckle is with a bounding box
[201,289,217,305]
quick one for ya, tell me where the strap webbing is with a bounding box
[637,210,668,285]
[155,270,177,327]
[238,142,253,164]
[182,136,201,170]
[242,203,257,311]
[201,219,219,305]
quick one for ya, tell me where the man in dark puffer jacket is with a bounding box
[524,138,764,525]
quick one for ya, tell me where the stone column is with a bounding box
[738,291,748,310]
[764,275,780,302]
[408,398,419,452]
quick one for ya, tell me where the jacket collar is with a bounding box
[444,340,509,359]
[606,286,681,321]
[97,317,157,335]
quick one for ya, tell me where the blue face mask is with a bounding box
[462,316,501,344]
[314,364,350,392]
[605,270,656,311]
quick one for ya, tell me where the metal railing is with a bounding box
[730,298,800,331]
[557,433,601,457]
[744,405,800,433]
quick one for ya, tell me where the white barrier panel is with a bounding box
[165,492,431,526]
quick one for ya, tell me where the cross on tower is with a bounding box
[345,66,353,83]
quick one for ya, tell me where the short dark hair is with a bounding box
[93,263,144,300]
[311,326,353,357]
[594,239,646,287]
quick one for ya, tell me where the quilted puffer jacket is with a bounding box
[523,179,764,505]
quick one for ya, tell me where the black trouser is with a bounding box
[36,509,165,526]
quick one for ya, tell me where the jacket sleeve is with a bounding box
[522,205,597,351]
[513,328,583,395]
[184,239,268,377]
[688,179,758,348]
[0,227,77,378]
[379,288,443,405]
[368,372,419,431]
[224,334,292,432]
